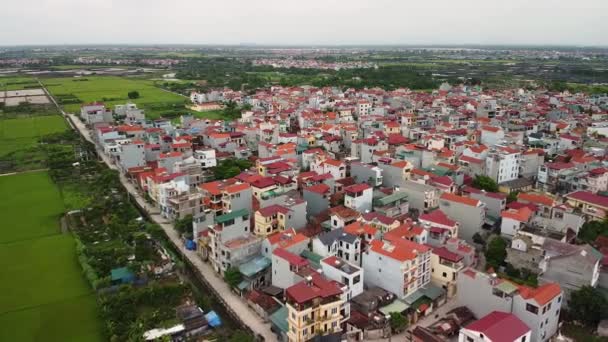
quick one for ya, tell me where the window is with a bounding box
[331,307,338,315]
[303,328,308,336]
[522,336,527,342]
[466,338,474,342]
[526,303,538,314]
[442,272,447,278]
[353,275,361,284]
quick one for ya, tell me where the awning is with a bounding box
[237,280,251,291]
[379,300,410,316]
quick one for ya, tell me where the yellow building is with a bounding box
[254,204,289,236]
[429,246,464,298]
[286,275,344,342]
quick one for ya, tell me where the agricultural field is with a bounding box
[0,171,103,342]
[0,76,40,91]
[0,115,68,170]
[42,76,189,118]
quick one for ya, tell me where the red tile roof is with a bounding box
[419,209,456,227]
[305,183,330,195]
[565,191,608,209]
[369,238,429,262]
[257,204,290,217]
[517,193,555,207]
[273,248,309,267]
[344,183,371,194]
[465,311,530,342]
[286,274,342,305]
[501,207,533,222]
[517,283,562,306]
[440,193,480,207]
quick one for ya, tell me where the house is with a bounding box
[344,183,373,213]
[457,269,563,342]
[429,246,464,298]
[485,146,521,184]
[419,209,459,246]
[81,102,113,125]
[538,240,602,300]
[372,191,409,218]
[329,205,361,230]
[378,160,413,189]
[362,238,431,299]
[303,183,330,218]
[261,228,309,259]
[321,256,363,323]
[464,187,507,220]
[480,126,504,146]
[360,212,400,234]
[439,193,486,243]
[350,162,383,187]
[254,198,307,237]
[500,207,534,238]
[401,180,439,213]
[459,311,531,342]
[564,190,608,221]
[271,248,311,289]
[194,149,217,169]
[286,274,344,342]
[312,228,362,266]
[208,209,257,275]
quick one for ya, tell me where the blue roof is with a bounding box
[111,267,134,281]
[238,256,271,277]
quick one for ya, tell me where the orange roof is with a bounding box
[344,221,377,236]
[517,193,555,207]
[369,239,429,262]
[440,193,480,207]
[224,183,250,194]
[266,228,309,249]
[391,161,410,168]
[209,133,230,139]
[324,159,344,167]
[482,125,501,133]
[517,283,561,306]
[200,181,223,195]
[383,223,425,242]
[501,207,533,222]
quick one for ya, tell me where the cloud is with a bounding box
[1,0,607,46]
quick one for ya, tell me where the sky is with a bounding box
[1,0,607,46]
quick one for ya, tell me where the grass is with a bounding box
[42,76,188,118]
[0,76,40,90]
[0,115,67,157]
[0,171,103,341]
[562,323,608,342]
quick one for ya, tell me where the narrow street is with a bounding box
[65,113,277,341]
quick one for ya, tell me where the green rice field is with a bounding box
[0,171,103,341]
[0,115,68,157]
[43,76,188,118]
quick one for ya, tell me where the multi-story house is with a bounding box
[302,183,330,218]
[208,209,259,275]
[350,162,383,187]
[286,274,344,342]
[194,149,217,169]
[419,209,459,246]
[344,183,373,213]
[564,190,608,221]
[261,228,309,259]
[401,180,439,213]
[372,191,409,219]
[81,102,113,125]
[312,228,362,266]
[254,198,307,237]
[362,238,431,300]
[538,240,601,300]
[485,146,521,184]
[439,193,486,243]
[429,246,464,298]
[329,205,361,230]
[480,126,505,146]
[464,187,507,220]
[158,179,204,221]
[457,268,563,342]
[221,183,252,214]
[459,311,531,342]
[377,160,413,189]
[321,256,363,323]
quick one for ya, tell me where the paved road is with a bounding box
[38,79,276,340]
[66,114,276,341]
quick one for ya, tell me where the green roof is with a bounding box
[379,300,410,315]
[422,283,445,300]
[301,250,323,269]
[269,306,289,333]
[215,209,249,224]
[374,191,408,206]
[239,256,271,277]
[495,280,519,295]
[237,280,251,291]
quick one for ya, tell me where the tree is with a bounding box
[578,220,608,244]
[472,175,499,193]
[485,236,507,270]
[224,267,243,288]
[174,215,193,238]
[127,91,140,99]
[389,312,408,333]
[507,191,519,203]
[213,158,253,180]
[568,286,608,327]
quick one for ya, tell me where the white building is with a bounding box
[486,146,521,184]
[344,183,373,213]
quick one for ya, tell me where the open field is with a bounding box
[0,171,103,342]
[0,115,67,157]
[0,76,40,91]
[42,76,188,118]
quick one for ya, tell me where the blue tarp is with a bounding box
[185,239,196,250]
[205,310,222,327]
